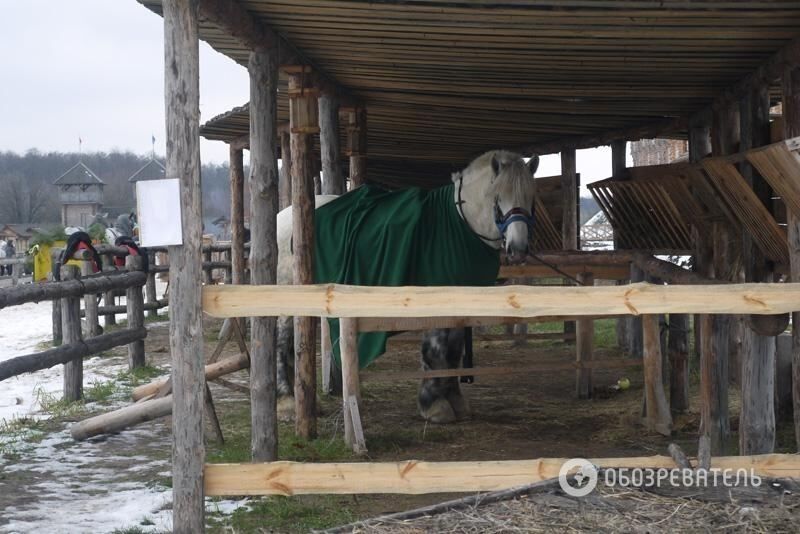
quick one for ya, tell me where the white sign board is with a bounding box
[136,178,183,247]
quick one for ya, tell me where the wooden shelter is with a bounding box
[132,1,800,530]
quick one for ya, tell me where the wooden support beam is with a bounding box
[289,69,319,440]
[80,260,101,338]
[163,0,205,528]
[575,272,593,399]
[361,358,641,382]
[203,453,800,496]
[642,315,672,436]
[668,313,690,414]
[321,319,333,394]
[229,144,245,286]
[248,45,280,462]
[133,352,250,402]
[782,61,800,452]
[561,148,578,340]
[60,265,82,402]
[202,282,800,319]
[739,82,776,455]
[125,255,146,369]
[340,318,360,450]
[145,257,158,319]
[319,93,345,195]
[279,131,292,210]
[347,107,367,188]
[102,257,116,327]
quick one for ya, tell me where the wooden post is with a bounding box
[61,265,82,402]
[145,252,158,319]
[321,318,333,394]
[347,107,367,188]
[163,0,205,529]
[203,249,212,284]
[701,103,739,455]
[627,264,644,356]
[642,314,672,435]
[279,131,292,209]
[102,255,116,326]
[289,66,319,439]
[739,82,776,455]
[561,148,578,339]
[249,46,280,461]
[782,62,800,452]
[611,139,630,350]
[126,255,146,369]
[80,260,101,337]
[689,115,712,361]
[230,145,246,286]
[575,272,594,399]
[340,317,362,450]
[319,93,345,195]
[668,314,690,414]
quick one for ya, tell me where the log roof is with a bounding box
[53,161,105,186]
[140,0,800,184]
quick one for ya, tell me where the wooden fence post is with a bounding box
[575,272,594,399]
[145,252,158,319]
[279,131,292,210]
[126,255,146,369]
[289,66,319,439]
[321,318,333,394]
[103,253,117,326]
[319,93,345,195]
[203,249,212,284]
[561,148,578,341]
[81,260,101,337]
[61,265,82,401]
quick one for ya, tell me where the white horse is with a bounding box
[274,150,539,422]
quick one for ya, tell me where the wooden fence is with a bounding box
[0,255,149,400]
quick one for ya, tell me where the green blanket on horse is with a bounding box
[314,183,500,368]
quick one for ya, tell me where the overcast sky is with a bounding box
[0,0,248,164]
[0,0,623,185]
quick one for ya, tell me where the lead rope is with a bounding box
[526,252,586,286]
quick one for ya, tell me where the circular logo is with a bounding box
[558,458,599,497]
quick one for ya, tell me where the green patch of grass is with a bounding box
[208,495,356,533]
[117,365,167,387]
[84,379,119,404]
[34,387,84,419]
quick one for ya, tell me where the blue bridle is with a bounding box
[494,202,536,237]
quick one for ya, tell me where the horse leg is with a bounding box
[276,315,295,420]
[418,328,467,423]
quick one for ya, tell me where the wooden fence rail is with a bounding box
[202,282,800,319]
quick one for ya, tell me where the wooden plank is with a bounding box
[71,396,173,441]
[361,358,642,382]
[202,282,800,319]
[701,158,788,264]
[347,395,366,455]
[746,140,800,219]
[203,453,800,496]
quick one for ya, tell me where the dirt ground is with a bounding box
[3,315,798,532]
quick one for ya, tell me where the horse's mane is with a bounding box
[457,150,533,200]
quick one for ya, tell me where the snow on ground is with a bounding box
[0,279,250,532]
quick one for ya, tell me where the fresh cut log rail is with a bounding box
[202,282,800,319]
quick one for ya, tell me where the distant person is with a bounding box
[5,240,15,276]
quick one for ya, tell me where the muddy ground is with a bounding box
[2,315,798,532]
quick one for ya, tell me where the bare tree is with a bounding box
[0,174,57,223]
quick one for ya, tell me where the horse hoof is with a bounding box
[448,393,471,421]
[420,398,456,424]
[277,395,295,422]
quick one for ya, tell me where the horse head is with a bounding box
[454,150,539,261]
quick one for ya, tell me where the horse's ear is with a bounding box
[451,171,462,183]
[527,156,540,176]
[491,154,500,177]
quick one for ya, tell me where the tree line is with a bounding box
[0,149,235,225]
